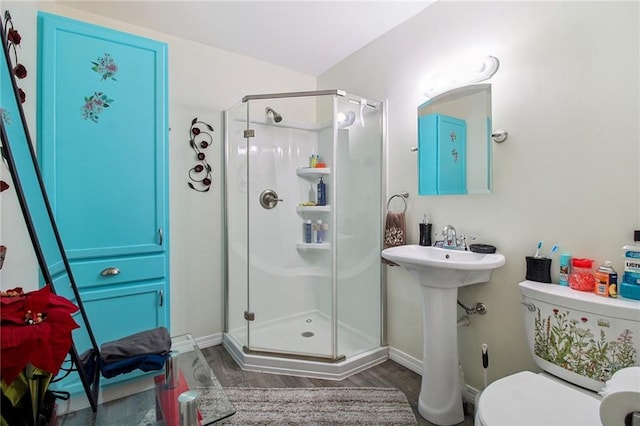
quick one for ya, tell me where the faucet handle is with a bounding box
[458,234,476,250]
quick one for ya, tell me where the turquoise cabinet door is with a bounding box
[50,281,166,394]
[436,115,466,195]
[418,113,467,195]
[37,12,168,260]
[79,282,166,346]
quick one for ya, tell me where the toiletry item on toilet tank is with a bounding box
[568,258,595,291]
[620,230,640,300]
[303,220,312,243]
[317,177,326,206]
[559,253,571,286]
[623,230,640,285]
[594,261,617,298]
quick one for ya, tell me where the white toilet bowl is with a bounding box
[475,371,601,426]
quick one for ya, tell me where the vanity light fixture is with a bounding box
[423,55,500,100]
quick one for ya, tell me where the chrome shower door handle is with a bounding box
[259,189,283,209]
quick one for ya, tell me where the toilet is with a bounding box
[475,280,640,426]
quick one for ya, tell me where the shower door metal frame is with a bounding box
[242,89,343,362]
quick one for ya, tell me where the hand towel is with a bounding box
[100,326,171,364]
[382,211,406,266]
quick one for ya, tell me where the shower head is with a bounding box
[265,107,283,123]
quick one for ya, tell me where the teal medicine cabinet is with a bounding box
[418,84,493,195]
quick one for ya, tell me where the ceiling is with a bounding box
[57,1,433,76]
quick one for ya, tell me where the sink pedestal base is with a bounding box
[418,286,464,426]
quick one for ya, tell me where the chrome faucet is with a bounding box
[442,225,457,248]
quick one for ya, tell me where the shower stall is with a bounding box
[223,90,387,378]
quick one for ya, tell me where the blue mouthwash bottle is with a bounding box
[620,230,640,300]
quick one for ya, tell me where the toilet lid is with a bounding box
[478,371,601,426]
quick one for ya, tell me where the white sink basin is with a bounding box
[381,244,505,425]
[381,244,505,288]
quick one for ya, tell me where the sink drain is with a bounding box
[301,331,314,338]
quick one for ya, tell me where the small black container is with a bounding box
[525,256,552,283]
[419,223,432,246]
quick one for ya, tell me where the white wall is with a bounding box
[0,2,316,341]
[319,1,639,390]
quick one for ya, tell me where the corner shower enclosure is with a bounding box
[223,90,386,378]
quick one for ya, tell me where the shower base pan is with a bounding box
[223,311,388,380]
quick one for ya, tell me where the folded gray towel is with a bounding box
[100,327,171,364]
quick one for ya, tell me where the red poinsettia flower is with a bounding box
[13,63,27,79]
[7,28,21,46]
[1,285,80,385]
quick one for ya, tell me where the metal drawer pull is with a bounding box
[159,289,164,307]
[159,228,163,245]
[100,267,120,277]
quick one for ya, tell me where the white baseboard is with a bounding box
[387,346,479,405]
[193,332,223,349]
[388,346,423,375]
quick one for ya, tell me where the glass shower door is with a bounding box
[243,94,335,360]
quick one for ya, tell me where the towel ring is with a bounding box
[386,193,408,214]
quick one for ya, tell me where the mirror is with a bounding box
[0,20,100,410]
[417,83,492,195]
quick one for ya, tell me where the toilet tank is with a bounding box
[519,280,639,392]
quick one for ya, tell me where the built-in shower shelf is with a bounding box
[296,205,331,214]
[296,167,331,180]
[296,243,331,251]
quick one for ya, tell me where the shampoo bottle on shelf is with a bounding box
[308,184,316,204]
[303,220,312,243]
[316,220,324,243]
[317,177,326,206]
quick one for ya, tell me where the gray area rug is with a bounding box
[220,387,418,425]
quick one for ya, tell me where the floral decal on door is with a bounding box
[533,307,636,382]
[91,53,118,81]
[81,91,114,123]
[82,53,117,122]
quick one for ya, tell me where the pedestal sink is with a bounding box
[382,245,505,426]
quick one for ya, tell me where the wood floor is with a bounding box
[203,344,475,426]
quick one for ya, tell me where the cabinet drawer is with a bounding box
[71,255,166,288]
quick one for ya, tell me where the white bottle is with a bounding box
[312,220,318,243]
[308,184,316,204]
[316,220,324,243]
